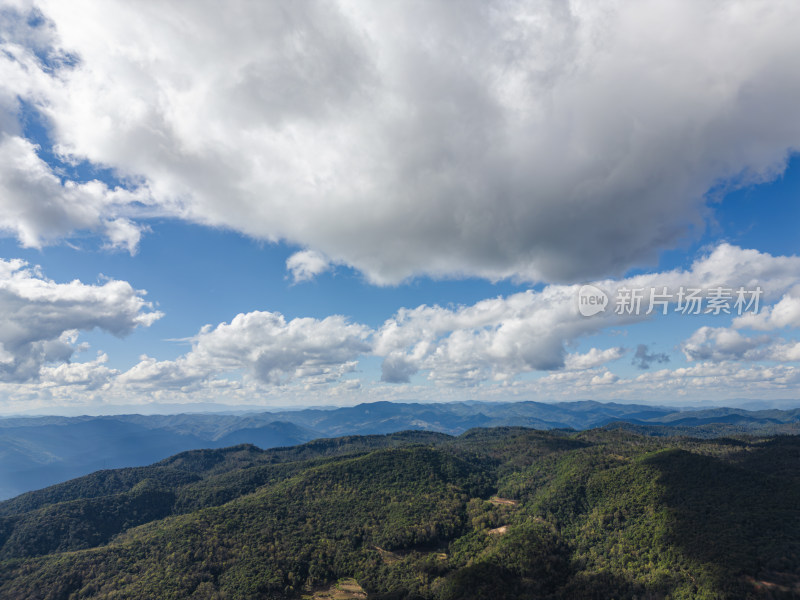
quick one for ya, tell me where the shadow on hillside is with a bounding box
[644,437,800,598]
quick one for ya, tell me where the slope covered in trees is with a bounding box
[0,428,798,599]
[4,401,799,500]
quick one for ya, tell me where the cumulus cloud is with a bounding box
[373,244,800,385]
[683,327,766,362]
[0,15,154,254]
[632,362,800,393]
[2,243,799,401]
[40,352,117,390]
[0,134,151,253]
[565,347,625,370]
[119,311,371,389]
[537,368,620,389]
[380,353,419,384]
[526,359,800,401]
[682,326,800,363]
[3,1,800,282]
[734,285,800,331]
[0,11,154,255]
[0,259,162,382]
[372,289,584,385]
[286,249,331,283]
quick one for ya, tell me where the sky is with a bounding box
[1,0,799,414]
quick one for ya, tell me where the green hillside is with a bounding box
[0,428,798,599]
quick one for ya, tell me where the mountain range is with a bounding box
[2,400,799,499]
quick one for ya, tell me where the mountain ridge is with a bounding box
[1,400,799,499]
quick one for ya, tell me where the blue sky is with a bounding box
[1,1,799,414]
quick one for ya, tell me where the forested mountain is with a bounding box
[3,400,800,500]
[0,427,798,599]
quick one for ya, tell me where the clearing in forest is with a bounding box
[307,577,367,599]
[489,496,519,506]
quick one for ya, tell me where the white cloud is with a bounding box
[373,244,800,385]
[286,249,331,283]
[3,1,800,282]
[564,347,625,370]
[0,134,150,253]
[633,362,800,391]
[372,287,586,385]
[525,360,800,401]
[117,355,207,391]
[118,311,371,389]
[103,218,146,255]
[536,368,620,389]
[380,352,419,384]
[0,259,162,382]
[591,371,620,386]
[767,343,800,362]
[682,327,769,361]
[734,285,800,331]
[682,326,800,363]
[2,243,799,404]
[617,244,800,304]
[40,352,117,390]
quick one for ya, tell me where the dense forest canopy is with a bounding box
[0,427,798,599]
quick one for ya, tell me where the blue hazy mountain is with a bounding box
[1,400,799,499]
[0,417,317,499]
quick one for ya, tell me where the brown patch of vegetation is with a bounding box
[489,496,518,506]
[371,545,402,564]
[307,577,367,599]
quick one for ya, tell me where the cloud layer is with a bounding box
[0,259,161,382]
[119,311,371,390]
[0,134,150,253]
[371,244,800,385]
[1,2,800,410]
[21,243,784,403]
[3,1,800,282]
[0,244,798,409]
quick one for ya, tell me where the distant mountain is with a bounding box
[1,400,799,499]
[0,417,317,499]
